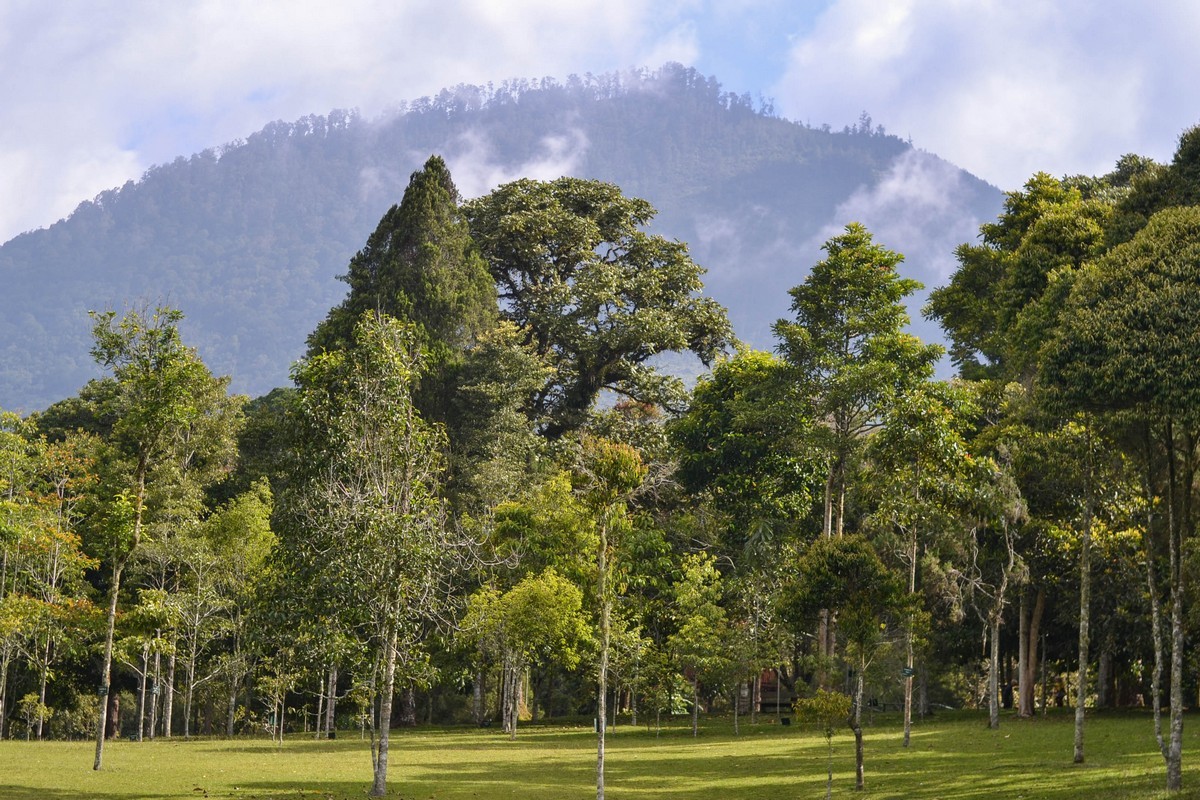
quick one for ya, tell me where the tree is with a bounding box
[669,349,818,550]
[926,172,1113,380]
[782,535,906,791]
[285,312,459,797]
[795,689,853,800]
[774,223,941,540]
[460,569,590,739]
[1043,206,1200,791]
[864,380,976,745]
[202,480,275,737]
[466,177,733,437]
[87,306,239,769]
[667,552,730,737]
[572,436,646,800]
[307,155,497,422]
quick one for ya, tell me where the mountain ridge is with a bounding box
[0,64,1002,411]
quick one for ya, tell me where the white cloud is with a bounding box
[443,128,591,200]
[772,0,1200,190]
[811,149,988,282]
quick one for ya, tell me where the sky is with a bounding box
[3,0,1199,246]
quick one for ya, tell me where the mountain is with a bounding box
[0,64,1002,411]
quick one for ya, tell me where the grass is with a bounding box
[3,710,1200,799]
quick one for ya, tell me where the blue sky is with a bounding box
[3,0,1199,245]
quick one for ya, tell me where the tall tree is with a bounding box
[774,222,941,540]
[573,436,647,800]
[466,177,733,437]
[1043,206,1200,791]
[307,154,496,374]
[285,312,460,797]
[88,306,239,770]
[863,380,976,746]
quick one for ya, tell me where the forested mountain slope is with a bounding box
[0,64,1001,410]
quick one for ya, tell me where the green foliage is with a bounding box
[794,687,852,738]
[466,177,734,437]
[1043,206,1200,420]
[669,349,818,548]
[783,536,906,649]
[774,223,941,537]
[926,172,1113,379]
[309,155,495,362]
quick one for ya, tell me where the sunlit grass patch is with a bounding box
[1,710,1199,799]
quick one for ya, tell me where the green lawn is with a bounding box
[3,711,1200,799]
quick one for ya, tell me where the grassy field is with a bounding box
[3,710,1200,799]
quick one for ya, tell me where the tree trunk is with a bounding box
[164,651,176,739]
[93,559,126,769]
[1096,647,1112,708]
[903,530,917,747]
[0,646,11,741]
[1019,588,1044,717]
[597,516,610,800]
[184,654,196,739]
[37,636,51,740]
[473,667,485,726]
[227,679,238,738]
[324,666,338,738]
[988,616,1001,730]
[853,655,865,790]
[691,679,699,737]
[1075,430,1094,764]
[370,630,398,798]
[314,675,326,740]
[149,649,160,740]
[138,645,149,742]
[1164,424,1184,791]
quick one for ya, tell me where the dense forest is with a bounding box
[4,122,1200,796]
[0,63,1000,412]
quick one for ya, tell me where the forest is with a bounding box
[2,123,1200,797]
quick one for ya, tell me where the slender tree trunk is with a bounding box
[1018,589,1029,717]
[164,651,176,739]
[149,650,160,740]
[1074,461,1094,764]
[184,655,196,739]
[1020,588,1044,717]
[371,630,398,798]
[0,646,11,740]
[473,667,483,726]
[1096,647,1112,708]
[904,530,917,747]
[751,673,759,725]
[629,668,636,726]
[1165,424,1183,791]
[138,646,149,742]
[325,666,338,738]
[314,675,326,740]
[918,663,928,718]
[227,678,238,738]
[37,637,51,740]
[597,516,611,800]
[691,679,699,737]
[988,615,1001,730]
[775,667,782,723]
[824,733,835,800]
[94,559,126,769]
[853,654,865,790]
